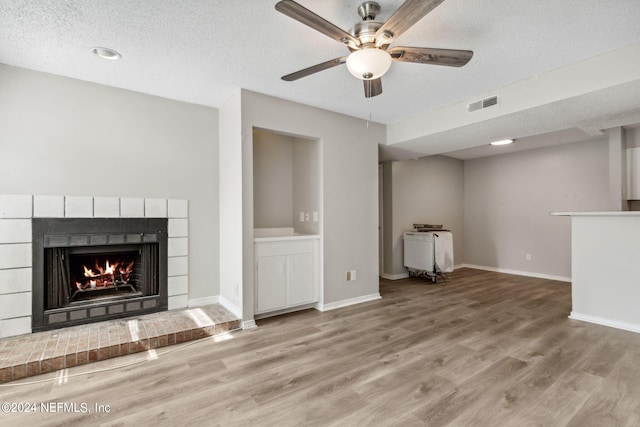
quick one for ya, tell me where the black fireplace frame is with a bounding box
[32,218,168,332]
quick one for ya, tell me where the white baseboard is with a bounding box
[317,293,381,312]
[188,295,220,307]
[242,319,257,329]
[461,264,571,283]
[219,295,243,319]
[569,312,640,334]
[255,303,317,320]
[380,273,409,280]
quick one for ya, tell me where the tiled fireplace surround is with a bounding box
[0,194,190,339]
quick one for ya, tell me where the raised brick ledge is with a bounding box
[0,304,240,383]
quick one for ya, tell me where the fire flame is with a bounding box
[75,258,135,290]
[83,259,133,278]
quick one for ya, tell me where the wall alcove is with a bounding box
[252,128,321,235]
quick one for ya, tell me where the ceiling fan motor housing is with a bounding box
[358,1,381,20]
[352,1,384,47]
[351,20,382,47]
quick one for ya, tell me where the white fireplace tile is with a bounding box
[168,199,188,218]
[145,199,167,217]
[0,219,31,244]
[168,237,188,257]
[168,219,188,238]
[94,197,120,217]
[0,243,32,269]
[120,198,144,217]
[65,196,93,217]
[168,275,189,296]
[0,195,32,219]
[0,317,31,339]
[0,292,31,319]
[168,256,188,277]
[34,195,64,217]
[0,268,32,295]
[168,294,188,310]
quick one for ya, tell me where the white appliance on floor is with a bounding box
[403,226,453,282]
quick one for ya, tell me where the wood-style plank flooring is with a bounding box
[2,268,640,426]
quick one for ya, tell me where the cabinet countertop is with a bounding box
[254,234,320,243]
[550,211,640,217]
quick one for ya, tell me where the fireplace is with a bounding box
[32,218,168,331]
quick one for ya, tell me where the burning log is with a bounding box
[77,258,134,289]
[76,274,131,290]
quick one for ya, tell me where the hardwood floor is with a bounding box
[2,267,640,426]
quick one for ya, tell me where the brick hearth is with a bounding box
[0,304,240,383]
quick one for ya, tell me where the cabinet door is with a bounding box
[287,253,315,306]
[256,256,287,313]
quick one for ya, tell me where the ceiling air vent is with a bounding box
[467,95,499,113]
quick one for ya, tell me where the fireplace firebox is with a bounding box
[32,218,168,331]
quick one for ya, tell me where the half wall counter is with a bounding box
[551,211,640,333]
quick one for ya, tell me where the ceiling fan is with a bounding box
[275,0,473,98]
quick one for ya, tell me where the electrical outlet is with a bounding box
[305,212,310,222]
[525,253,532,261]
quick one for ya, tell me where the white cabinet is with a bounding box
[256,256,288,312]
[627,147,640,200]
[255,238,318,314]
[287,253,315,306]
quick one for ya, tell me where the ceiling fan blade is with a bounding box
[276,0,359,47]
[364,78,383,98]
[389,47,473,67]
[376,0,445,43]
[281,57,347,81]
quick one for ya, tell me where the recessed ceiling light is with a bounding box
[92,47,121,60]
[490,139,514,146]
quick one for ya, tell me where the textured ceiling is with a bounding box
[2,0,640,158]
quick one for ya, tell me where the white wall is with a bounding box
[241,90,383,315]
[569,214,640,332]
[218,89,243,314]
[253,129,294,228]
[0,65,219,300]
[384,156,464,277]
[381,162,394,274]
[292,136,320,236]
[464,139,610,278]
[628,127,640,148]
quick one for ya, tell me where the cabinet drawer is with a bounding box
[256,240,314,257]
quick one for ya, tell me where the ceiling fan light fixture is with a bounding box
[346,48,392,80]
